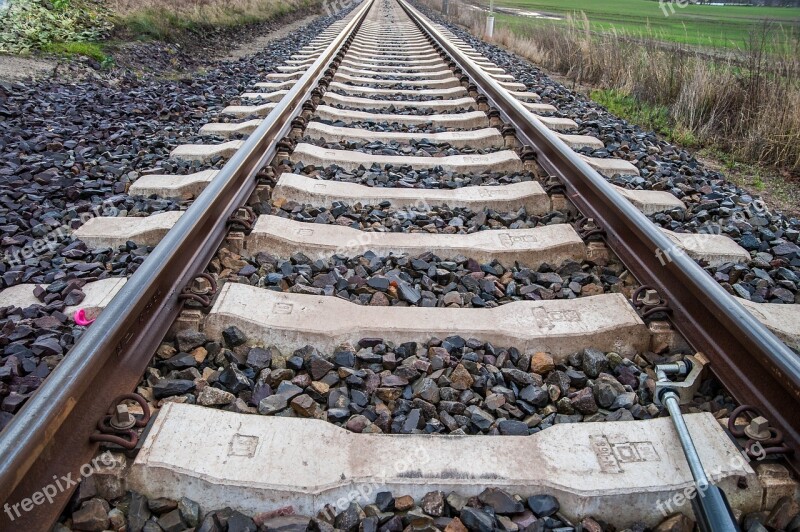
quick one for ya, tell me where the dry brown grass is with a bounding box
[427,0,800,173]
[111,0,318,40]
[110,0,301,19]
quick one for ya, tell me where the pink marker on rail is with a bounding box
[73,309,95,326]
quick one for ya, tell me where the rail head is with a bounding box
[397,0,800,471]
[0,0,375,527]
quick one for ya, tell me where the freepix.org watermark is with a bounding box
[655,441,767,517]
[2,199,120,267]
[655,224,722,266]
[3,451,116,522]
[658,0,690,17]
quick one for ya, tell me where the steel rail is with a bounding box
[0,1,374,528]
[398,0,800,472]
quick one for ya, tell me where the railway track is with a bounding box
[1,0,800,530]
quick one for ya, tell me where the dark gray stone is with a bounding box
[478,487,524,514]
[527,494,560,517]
[459,507,495,532]
[152,379,195,399]
[222,325,248,347]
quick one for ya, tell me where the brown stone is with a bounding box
[370,292,390,306]
[71,498,110,532]
[219,248,247,271]
[375,387,403,401]
[581,283,604,296]
[191,346,207,364]
[444,517,468,532]
[450,364,474,391]
[654,513,694,532]
[395,495,415,511]
[309,381,330,395]
[580,517,603,532]
[529,352,554,374]
[290,394,320,417]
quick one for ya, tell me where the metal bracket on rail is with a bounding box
[728,405,794,460]
[520,146,546,180]
[310,88,325,107]
[319,73,334,93]
[654,354,705,406]
[301,100,316,120]
[575,216,606,241]
[631,285,673,320]
[226,205,257,233]
[486,108,502,128]
[501,124,518,150]
[178,273,218,309]
[290,116,307,139]
[89,393,151,451]
[273,138,296,172]
[544,179,565,195]
[656,363,741,532]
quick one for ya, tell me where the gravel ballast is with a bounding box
[0,9,354,429]
[58,479,800,532]
[143,324,734,437]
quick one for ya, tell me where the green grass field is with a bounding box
[485,0,800,50]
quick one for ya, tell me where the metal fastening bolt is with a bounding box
[109,404,136,431]
[189,276,212,295]
[744,416,771,441]
[642,289,661,306]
